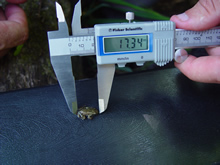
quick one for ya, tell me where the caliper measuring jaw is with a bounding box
[48,1,94,114]
[47,0,114,114]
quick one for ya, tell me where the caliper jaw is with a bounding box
[97,64,115,113]
[50,55,78,114]
[48,1,117,114]
[72,0,94,36]
[71,0,114,114]
[48,2,78,114]
[48,1,112,115]
[48,2,69,39]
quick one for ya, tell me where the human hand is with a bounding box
[0,0,28,57]
[170,0,220,84]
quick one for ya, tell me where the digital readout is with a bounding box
[104,35,149,53]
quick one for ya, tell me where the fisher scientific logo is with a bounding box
[109,27,143,32]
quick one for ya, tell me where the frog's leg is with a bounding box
[87,115,93,120]
[77,113,86,120]
[81,115,86,120]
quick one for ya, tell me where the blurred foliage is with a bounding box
[0,0,197,91]
[102,0,169,20]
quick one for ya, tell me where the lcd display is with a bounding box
[104,35,149,53]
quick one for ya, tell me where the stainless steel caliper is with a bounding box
[48,0,220,114]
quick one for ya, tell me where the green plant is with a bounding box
[103,0,169,20]
[13,45,24,56]
[83,0,169,26]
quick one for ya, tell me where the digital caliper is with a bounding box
[48,0,220,114]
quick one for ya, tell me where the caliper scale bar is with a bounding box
[48,0,220,115]
[175,28,220,49]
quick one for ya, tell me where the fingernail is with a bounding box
[176,13,189,21]
[175,49,189,63]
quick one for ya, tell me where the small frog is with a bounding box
[77,106,99,120]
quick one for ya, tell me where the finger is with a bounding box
[0,4,28,50]
[6,0,27,4]
[206,46,220,56]
[174,55,220,84]
[5,4,27,24]
[170,0,220,31]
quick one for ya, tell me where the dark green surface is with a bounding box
[1,68,220,164]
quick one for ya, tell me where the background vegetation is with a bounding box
[0,0,197,91]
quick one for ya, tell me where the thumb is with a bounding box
[0,4,28,50]
[170,0,220,31]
